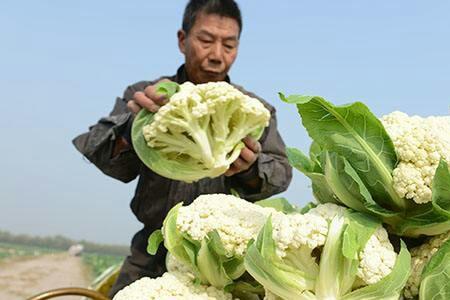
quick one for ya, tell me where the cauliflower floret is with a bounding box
[269,203,344,258]
[282,203,344,253]
[141,81,270,182]
[404,231,450,298]
[307,203,346,222]
[176,194,280,256]
[357,226,397,285]
[285,212,329,251]
[381,112,450,203]
[113,271,233,300]
[270,212,296,257]
[166,252,194,275]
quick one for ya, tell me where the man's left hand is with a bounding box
[224,136,261,177]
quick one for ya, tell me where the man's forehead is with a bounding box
[191,13,240,39]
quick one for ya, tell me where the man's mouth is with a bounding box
[203,70,222,76]
[202,70,225,81]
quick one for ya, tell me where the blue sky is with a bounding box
[1,1,449,244]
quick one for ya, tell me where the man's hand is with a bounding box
[113,79,171,157]
[127,79,171,114]
[224,136,261,177]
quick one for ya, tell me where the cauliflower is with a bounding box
[148,193,282,291]
[381,111,450,204]
[244,203,409,300]
[112,271,233,300]
[176,193,281,256]
[133,81,270,182]
[404,230,450,299]
[282,93,450,237]
[277,204,397,285]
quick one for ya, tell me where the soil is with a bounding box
[0,253,91,300]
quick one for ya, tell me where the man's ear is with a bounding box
[177,29,186,54]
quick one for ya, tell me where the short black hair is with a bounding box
[182,0,242,36]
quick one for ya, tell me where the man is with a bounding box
[73,0,292,297]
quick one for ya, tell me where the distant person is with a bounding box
[72,0,292,297]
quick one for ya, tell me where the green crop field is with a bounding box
[82,252,124,278]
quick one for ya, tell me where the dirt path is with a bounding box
[0,253,91,300]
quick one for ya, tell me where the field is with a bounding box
[0,242,124,300]
[82,252,124,278]
[0,242,123,278]
[0,242,60,259]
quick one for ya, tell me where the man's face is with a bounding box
[178,12,240,84]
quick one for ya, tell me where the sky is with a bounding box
[1,1,449,245]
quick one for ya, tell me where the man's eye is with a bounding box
[200,39,212,44]
[224,44,235,50]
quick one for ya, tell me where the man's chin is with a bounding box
[201,71,226,82]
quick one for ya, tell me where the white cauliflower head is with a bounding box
[113,271,233,300]
[139,81,270,182]
[176,193,280,256]
[271,203,397,285]
[157,193,287,290]
[381,111,450,204]
[244,203,403,299]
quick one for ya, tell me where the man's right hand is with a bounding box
[113,80,172,157]
[127,79,171,114]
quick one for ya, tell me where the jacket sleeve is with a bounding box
[72,83,150,183]
[226,106,293,201]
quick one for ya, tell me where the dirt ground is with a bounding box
[0,253,91,300]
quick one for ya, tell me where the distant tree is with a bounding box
[0,229,128,256]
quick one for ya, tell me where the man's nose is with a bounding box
[208,42,224,65]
